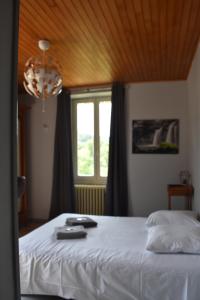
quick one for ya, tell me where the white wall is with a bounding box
[188,44,200,213]
[126,82,189,216]
[26,97,57,219]
[26,83,189,219]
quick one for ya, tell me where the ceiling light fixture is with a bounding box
[23,40,62,112]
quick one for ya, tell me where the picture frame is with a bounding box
[132,119,179,154]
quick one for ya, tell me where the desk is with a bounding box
[167,184,193,210]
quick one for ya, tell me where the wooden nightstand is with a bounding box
[167,184,193,210]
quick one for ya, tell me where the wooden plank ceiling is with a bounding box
[18,0,200,88]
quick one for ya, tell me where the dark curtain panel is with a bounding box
[105,82,128,216]
[49,89,75,219]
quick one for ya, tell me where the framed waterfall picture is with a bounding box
[132,119,179,154]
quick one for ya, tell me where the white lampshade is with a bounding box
[23,40,62,112]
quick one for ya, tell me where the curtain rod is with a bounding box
[69,84,112,94]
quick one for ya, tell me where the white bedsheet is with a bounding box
[19,214,200,300]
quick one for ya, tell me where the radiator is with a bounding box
[75,185,105,215]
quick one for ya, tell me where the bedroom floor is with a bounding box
[19,221,45,237]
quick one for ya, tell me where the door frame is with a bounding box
[0,0,20,299]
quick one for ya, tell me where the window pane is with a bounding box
[77,103,94,176]
[99,101,111,177]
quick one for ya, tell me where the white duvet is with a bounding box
[19,214,200,300]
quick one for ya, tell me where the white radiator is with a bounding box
[75,185,105,215]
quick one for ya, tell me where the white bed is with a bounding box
[19,214,200,300]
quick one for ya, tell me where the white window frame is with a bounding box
[72,91,111,185]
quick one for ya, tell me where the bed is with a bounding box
[19,214,200,300]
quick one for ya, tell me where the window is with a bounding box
[72,92,111,184]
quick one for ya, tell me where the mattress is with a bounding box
[19,214,200,300]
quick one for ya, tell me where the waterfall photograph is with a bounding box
[132,119,179,154]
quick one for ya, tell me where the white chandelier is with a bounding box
[23,40,62,112]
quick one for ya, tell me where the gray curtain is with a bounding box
[105,82,128,216]
[49,89,75,219]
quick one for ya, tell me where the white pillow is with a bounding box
[146,224,200,253]
[145,210,199,227]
